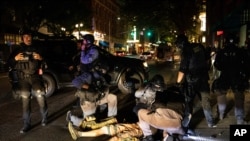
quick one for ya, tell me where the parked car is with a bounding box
[0,59,8,73]
[139,51,152,60]
[154,43,180,64]
[114,50,126,56]
[9,35,149,98]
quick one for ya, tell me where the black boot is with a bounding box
[20,124,31,134]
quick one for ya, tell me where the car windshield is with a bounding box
[116,51,123,53]
[142,52,151,55]
[96,47,113,58]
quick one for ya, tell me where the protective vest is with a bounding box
[214,44,249,82]
[188,43,209,74]
[14,45,41,78]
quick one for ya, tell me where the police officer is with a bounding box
[72,34,99,90]
[70,34,117,121]
[175,34,216,128]
[66,84,117,128]
[212,34,249,124]
[71,34,99,109]
[135,74,166,106]
[7,28,48,133]
[134,75,186,141]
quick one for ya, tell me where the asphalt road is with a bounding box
[0,70,140,141]
[1,60,250,141]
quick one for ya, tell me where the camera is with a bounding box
[22,52,34,60]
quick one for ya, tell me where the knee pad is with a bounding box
[19,90,31,99]
[32,89,45,97]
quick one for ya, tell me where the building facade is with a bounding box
[0,0,127,55]
[89,0,127,53]
[206,0,250,48]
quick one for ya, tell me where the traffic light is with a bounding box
[147,31,151,36]
[131,31,135,36]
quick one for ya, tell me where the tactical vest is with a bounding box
[14,46,41,78]
[215,44,248,80]
[188,43,208,74]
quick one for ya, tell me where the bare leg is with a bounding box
[68,122,142,140]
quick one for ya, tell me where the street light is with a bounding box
[75,23,83,39]
[61,27,65,32]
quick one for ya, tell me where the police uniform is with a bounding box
[71,44,100,89]
[213,37,249,124]
[175,35,215,127]
[8,32,48,133]
[134,75,185,141]
[67,86,117,127]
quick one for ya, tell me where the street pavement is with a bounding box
[0,62,250,141]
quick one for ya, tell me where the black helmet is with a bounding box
[19,27,33,36]
[175,34,188,49]
[82,34,95,44]
[150,74,165,91]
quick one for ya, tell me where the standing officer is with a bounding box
[212,34,249,124]
[7,27,48,133]
[175,34,216,128]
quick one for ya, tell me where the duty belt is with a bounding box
[23,74,32,78]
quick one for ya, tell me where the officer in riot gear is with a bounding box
[79,34,97,73]
[150,74,165,92]
[72,34,99,90]
[134,74,186,141]
[175,34,216,128]
[135,74,166,106]
[212,33,249,124]
[71,34,117,121]
[7,27,48,133]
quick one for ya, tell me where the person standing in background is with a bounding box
[175,34,216,128]
[210,41,221,81]
[7,27,48,133]
[212,34,249,124]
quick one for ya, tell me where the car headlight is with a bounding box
[143,61,148,68]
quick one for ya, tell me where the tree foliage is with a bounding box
[0,0,91,34]
[1,0,200,40]
[119,0,199,42]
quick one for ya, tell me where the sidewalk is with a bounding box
[186,89,250,141]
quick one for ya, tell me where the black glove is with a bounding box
[133,103,148,116]
[176,82,183,88]
[175,82,184,93]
